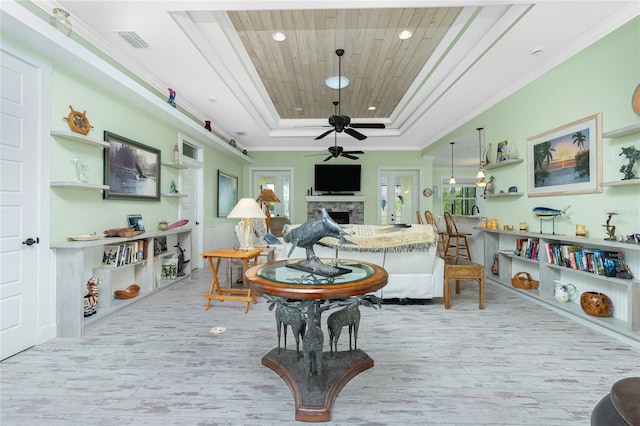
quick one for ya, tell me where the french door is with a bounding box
[379,169,420,225]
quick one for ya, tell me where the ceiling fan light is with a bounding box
[325,76,349,89]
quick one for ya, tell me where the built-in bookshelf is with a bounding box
[479,228,640,342]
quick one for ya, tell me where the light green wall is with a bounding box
[424,17,640,238]
[247,150,433,224]
[49,65,244,241]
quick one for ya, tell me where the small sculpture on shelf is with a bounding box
[174,242,190,276]
[83,276,100,317]
[602,212,618,241]
[483,176,495,198]
[70,157,88,183]
[204,120,212,131]
[167,88,176,108]
[170,180,179,194]
[619,146,640,180]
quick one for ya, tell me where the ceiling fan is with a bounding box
[307,102,365,161]
[315,49,385,141]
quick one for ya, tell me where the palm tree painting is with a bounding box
[528,114,601,196]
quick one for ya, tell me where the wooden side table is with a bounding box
[201,248,262,313]
[443,256,484,309]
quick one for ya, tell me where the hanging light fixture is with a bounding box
[475,127,487,187]
[449,142,457,185]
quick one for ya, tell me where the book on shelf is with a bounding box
[544,243,634,279]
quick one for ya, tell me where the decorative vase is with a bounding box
[204,120,212,131]
[158,221,169,231]
[580,292,613,317]
[50,8,72,36]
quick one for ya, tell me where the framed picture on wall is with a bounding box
[217,170,238,217]
[527,113,602,197]
[103,131,160,201]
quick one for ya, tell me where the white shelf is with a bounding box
[486,192,524,198]
[51,181,110,190]
[600,179,640,187]
[51,130,109,148]
[161,193,188,197]
[480,228,640,341]
[161,161,188,169]
[603,123,640,138]
[484,158,523,170]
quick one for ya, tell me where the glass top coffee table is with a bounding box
[244,258,388,422]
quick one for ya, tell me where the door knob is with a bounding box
[22,237,40,246]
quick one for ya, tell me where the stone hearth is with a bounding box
[306,196,366,224]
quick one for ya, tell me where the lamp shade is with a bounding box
[255,189,280,204]
[227,198,266,219]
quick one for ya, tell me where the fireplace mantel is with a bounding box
[305,195,366,202]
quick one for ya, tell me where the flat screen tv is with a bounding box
[314,164,361,194]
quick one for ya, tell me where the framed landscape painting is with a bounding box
[527,113,602,197]
[104,131,160,201]
[217,170,238,217]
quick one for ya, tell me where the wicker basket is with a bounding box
[511,272,539,290]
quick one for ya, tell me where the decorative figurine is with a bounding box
[63,105,92,135]
[167,88,176,108]
[170,180,179,194]
[483,176,495,198]
[204,120,212,131]
[602,212,618,241]
[70,157,88,183]
[619,146,640,180]
[533,206,571,235]
[283,208,355,277]
[173,143,180,163]
[83,276,100,317]
[174,242,190,276]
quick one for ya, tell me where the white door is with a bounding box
[0,50,40,359]
[379,169,420,224]
[179,137,204,269]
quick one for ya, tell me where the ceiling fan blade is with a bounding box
[323,155,334,162]
[315,128,335,140]
[341,153,359,160]
[343,150,365,155]
[344,127,367,141]
[350,123,386,129]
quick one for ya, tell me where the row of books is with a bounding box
[515,238,540,260]
[102,240,148,267]
[544,243,629,278]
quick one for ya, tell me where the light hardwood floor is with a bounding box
[2,267,639,425]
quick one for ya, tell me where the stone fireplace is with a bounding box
[305,195,366,224]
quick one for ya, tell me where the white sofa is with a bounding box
[280,224,444,300]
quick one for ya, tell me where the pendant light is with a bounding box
[475,127,487,187]
[449,142,456,185]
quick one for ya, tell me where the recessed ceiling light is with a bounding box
[325,76,349,89]
[367,106,376,111]
[294,106,303,111]
[399,30,413,40]
[272,32,286,41]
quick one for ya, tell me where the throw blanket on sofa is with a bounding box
[317,224,436,253]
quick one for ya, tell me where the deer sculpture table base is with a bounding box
[244,259,388,423]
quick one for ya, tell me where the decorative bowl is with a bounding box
[114,284,140,299]
[580,291,613,317]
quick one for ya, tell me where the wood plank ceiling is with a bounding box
[228,8,461,120]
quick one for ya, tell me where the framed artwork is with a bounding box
[496,139,509,163]
[127,214,145,232]
[527,113,602,197]
[104,131,160,201]
[217,170,238,217]
[102,245,121,267]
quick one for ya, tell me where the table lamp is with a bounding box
[227,198,266,250]
[255,188,280,233]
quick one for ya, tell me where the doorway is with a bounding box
[379,168,420,225]
[250,168,293,219]
[178,135,204,270]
